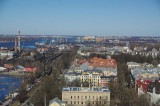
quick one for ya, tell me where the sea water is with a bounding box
[0,75,22,101]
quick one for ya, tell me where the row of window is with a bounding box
[81,79,100,82]
[70,96,107,100]
[81,79,100,80]
[68,101,107,105]
[81,76,100,78]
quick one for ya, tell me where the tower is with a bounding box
[14,38,17,52]
[18,30,21,52]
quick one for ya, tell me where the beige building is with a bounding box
[95,37,105,43]
[62,87,110,106]
[81,72,101,87]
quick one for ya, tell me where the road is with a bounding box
[1,99,12,106]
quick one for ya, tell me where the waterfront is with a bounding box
[0,75,22,101]
[0,39,42,49]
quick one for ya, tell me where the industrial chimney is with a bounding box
[18,30,21,52]
[14,38,17,52]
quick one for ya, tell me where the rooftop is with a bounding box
[89,57,117,68]
[131,67,160,80]
[62,87,110,92]
[49,97,64,105]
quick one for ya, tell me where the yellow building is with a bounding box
[95,37,104,43]
[81,72,101,87]
[83,36,95,42]
[62,87,110,106]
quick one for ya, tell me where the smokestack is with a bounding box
[18,31,21,52]
[14,38,17,52]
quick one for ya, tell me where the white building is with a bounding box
[0,51,14,58]
[127,62,140,69]
[65,72,81,82]
[0,67,6,72]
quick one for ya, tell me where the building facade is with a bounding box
[81,72,101,87]
[62,87,110,106]
[65,72,81,82]
[49,97,65,106]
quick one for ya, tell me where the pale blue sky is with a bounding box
[0,0,160,36]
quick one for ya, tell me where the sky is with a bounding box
[0,0,160,36]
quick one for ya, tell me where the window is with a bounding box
[71,101,72,104]
[74,96,76,99]
[78,96,79,99]
[85,96,87,99]
[78,101,79,104]
[74,101,76,104]
[71,96,72,99]
[82,102,83,104]
[100,96,101,99]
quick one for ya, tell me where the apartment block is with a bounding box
[81,72,101,87]
[62,87,110,106]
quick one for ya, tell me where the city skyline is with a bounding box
[0,0,160,36]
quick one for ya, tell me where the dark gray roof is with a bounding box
[49,97,64,105]
[100,75,116,78]
[65,72,81,75]
[62,87,110,92]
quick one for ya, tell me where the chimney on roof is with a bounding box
[107,55,111,59]
[81,83,83,88]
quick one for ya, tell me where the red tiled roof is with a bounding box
[4,64,14,69]
[89,57,117,68]
[24,67,37,73]
[78,59,87,64]
[78,57,117,68]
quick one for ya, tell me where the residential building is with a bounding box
[135,79,160,104]
[65,72,81,82]
[131,67,160,80]
[37,47,48,53]
[89,57,117,68]
[0,51,14,58]
[95,37,104,43]
[127,62,140,69]
[49,97,65,106]
[62,87,110,106]
[4,64,14,70]
[0,67,7,72]
[100,75,117,87]
[24,67,37,73]
[81,72,101,87]
[83,36,95,42]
